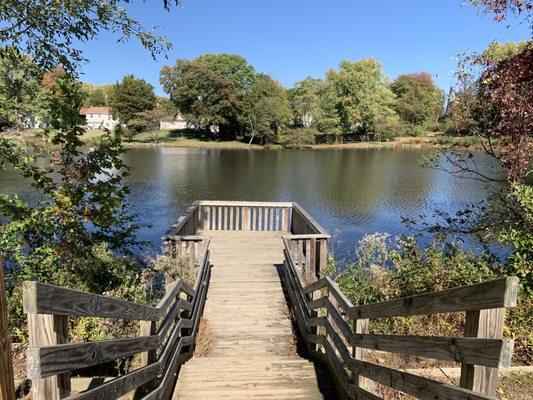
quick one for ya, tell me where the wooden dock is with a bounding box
[13,201,520,400]
[174,230,329,399]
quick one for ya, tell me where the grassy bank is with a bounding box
[5,128,490,151]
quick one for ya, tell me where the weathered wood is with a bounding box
[349,333,513,368]
[352,318,369,391]
[28,313,70,400]
[349,277,518,319]
[348,357,496,400]
[0,263,15,400]
[23,280,188,320]
[460,308,506,396]
[291,202,329,235]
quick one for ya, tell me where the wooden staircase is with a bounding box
[173,231,332,399]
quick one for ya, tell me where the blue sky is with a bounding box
[80,0,530,95]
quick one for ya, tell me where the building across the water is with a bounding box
[159,114,190,131]
[79,106,120,130]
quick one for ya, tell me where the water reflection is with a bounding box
[0,147,503,263]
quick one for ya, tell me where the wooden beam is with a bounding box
[349,333,513,368]
[460,308,506,396]
[349,277,518,319]
[0,262,15,400]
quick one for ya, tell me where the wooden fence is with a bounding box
[282,236,518,400]
[22,236,211,400]
[163,200,330,277]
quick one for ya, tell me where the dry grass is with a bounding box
[193,317,214,357]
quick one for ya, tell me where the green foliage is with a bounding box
[109,74,156,126]
[0,73,142,339]
[289,77,322,127]
[244,74,292,144]
[81,83,109,107]
[279,127,318,147]
[314,80,343,136]
[391,72,443,126]
[337,233,532,363]
[0,48,46,130]
[0,0,179,72]
[499,184,533,296]
[327,59,398,135]
[160,55,253,139]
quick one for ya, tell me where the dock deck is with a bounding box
[173,231,330,399]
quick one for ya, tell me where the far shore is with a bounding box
[6,129,489,152]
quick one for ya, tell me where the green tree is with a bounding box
[0,49,45,131]
[289,77,322,127]
[109,74,156,127]
[0,1,179,72]
[314,80,343,139]
[328,59,398,135]
[244,74,292,144]
[160,54,256,139]
[391,72,443,126]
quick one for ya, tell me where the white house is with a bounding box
[80,106,120,130]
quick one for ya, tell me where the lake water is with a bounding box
[0,147,504,264]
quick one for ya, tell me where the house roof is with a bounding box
[80,106,111,115]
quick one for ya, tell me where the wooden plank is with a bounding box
[162,201,199,238]
[348,277,519,319]
[460,308,506,396]
[348,356,497,400]
[292,202,329,235]
[283,234,331,239]
[23,281,179,320]
[352,318,369,391]
[348,333,513,368]
[242,207,250,231]
[326,277,354,311]
[28,313,70,400]
[0,263,15,400]
[198,200,293,207]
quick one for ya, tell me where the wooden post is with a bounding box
[460,308,506,396]
[28,313,71,399]
[0,262,15,400]
[140,320,157,367]
[352,318,369,392]
[319,239,327,278]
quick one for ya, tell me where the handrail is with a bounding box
[282,237,518,400]
[24,235,211,400]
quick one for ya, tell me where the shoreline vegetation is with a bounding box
[9,128,490,151]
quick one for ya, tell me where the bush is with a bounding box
[336,234,531,364]
[279,127,317,147]
[405,124,425,137]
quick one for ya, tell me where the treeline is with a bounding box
[159,54,444,144]
[0,50,175,138]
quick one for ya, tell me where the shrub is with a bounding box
[337,234,531,364]
[279,127,317,147]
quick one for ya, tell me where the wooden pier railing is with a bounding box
[282,237,519,400]
[23,235,211,400]
[164,200,330,277]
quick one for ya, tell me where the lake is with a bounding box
[0,147,504,264]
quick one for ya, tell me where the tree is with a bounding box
[109,74,156,127]
[81,83,108,107]
[391,72,443,126]
[314,80,343,139]
[0,1,179,72]
[328,59,398,135]
[289,77,322,127]
[160,54,255,139]
[0,49,45,131]
[244,74,292,144]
